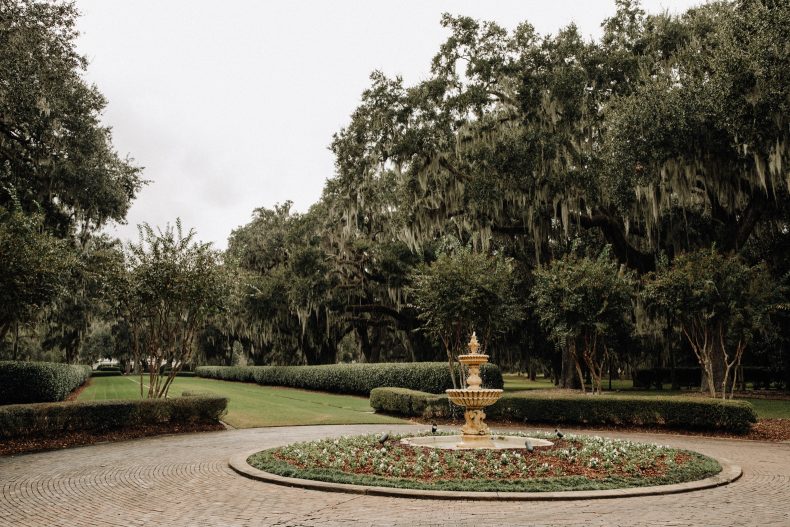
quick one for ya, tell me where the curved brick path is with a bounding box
[1,424,788,527]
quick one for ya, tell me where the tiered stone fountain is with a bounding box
[446,332,503,448]
[403,332,552,450]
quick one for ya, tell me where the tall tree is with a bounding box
[0,0,142,238]
[409,246,523,387]
[642,248,777,398]
[328,1,789,273]
[532,247,635,393]
[0,204,72,358]
[125,221,225,398]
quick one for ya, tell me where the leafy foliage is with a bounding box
[642,248,778,397]
[124,221,226,398]
[532,248,635,392]
[409,248,522,385]
[0,360,90,404]
[0,206,72,349]
[0,0,143,235]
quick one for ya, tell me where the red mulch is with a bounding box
[0,422,225,457]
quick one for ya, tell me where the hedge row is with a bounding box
[633,366,787,389]
[0,396,228,440]
[369,388,757,434]
[91,371,196,378]
[195,363,504,395]
[91,370,123,377]
[0,361,92,405]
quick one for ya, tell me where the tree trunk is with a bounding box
[558,346,580,389]
[356,324,373,362]
[12,322,19,361]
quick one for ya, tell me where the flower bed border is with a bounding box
[229,450,741,501]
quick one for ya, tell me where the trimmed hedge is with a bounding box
[369,388,757,434]
[91,370,123,377]
[195,362,504,396]
[369,387,451,418]
[633,366,785,389]
[0,396,228,440]
[0,361,92,405]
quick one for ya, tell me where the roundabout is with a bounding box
[1,424,787,526]
[237,431,730,495]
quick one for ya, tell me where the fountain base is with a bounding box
[400,435,553,450]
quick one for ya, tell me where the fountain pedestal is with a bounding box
[445,333,503,449]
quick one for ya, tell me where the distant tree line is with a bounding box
[2,1,788,398]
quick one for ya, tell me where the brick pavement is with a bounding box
[1,424,788,527]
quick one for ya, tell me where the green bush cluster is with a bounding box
[369,388,451,418]
[195,362,504,396]
[633,367,786,390]
[0,361,92,404]
[0,396,228,440]
[91,370,123,377]
[369,388,757,434]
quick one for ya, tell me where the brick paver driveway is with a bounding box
[1,424,788,526]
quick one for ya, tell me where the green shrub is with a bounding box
[164,371,196,377]
[369,388,757,434]
[0,361,92,404]
[0,396,228,440]
[95,364,121,372]
[633,367,785,390]
[195,362,503,396]
[91,370,123,377]
[369,388,451,418]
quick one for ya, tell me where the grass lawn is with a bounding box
[79,376,405,429]
[501,374,790,419]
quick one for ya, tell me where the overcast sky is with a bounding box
[74,0,702,249]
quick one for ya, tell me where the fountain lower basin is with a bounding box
[401,434,553,450]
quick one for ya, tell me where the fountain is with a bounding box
[445,332,503,447]
[402,332,552,450]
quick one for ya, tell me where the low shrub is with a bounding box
[0,361,92,404]
[91,370,123,377]
[369,388,757,434]
[632,367,702,389]
[0,396,228,440]
[632,366,785,390]
[195,362,504,396]
[95,364,121,372]
[369,387,451,418]
[164,371,196,378]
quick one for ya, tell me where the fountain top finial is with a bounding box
[468,332,480,355]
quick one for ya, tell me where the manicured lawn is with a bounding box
[746,399,790,419]
[501,374,790,419]
[79,376,405,428]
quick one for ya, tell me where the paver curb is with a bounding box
[228,449,742,501]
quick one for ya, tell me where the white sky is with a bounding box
[75,0,702,249]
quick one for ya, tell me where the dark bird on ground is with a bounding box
[378,432,389,444]
[431,423,437,434]
[555,428,564,439]
[525,440,534,453]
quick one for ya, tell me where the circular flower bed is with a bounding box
[247,432,721,492]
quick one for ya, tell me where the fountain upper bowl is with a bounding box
[446,388,503,408]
